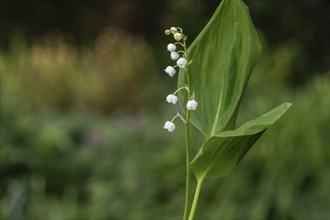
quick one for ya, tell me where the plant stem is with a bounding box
[188,178,204,220]
[183,110,191,220]
[182,33,192,220]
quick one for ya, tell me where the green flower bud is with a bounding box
[174,33,183,41]
[170,27,178,34]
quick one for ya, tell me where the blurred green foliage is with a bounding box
[1,71,329,219]
[1,0,329,80]
[1,33,329,219]
[1,0,330,219]
[1,29,163,113]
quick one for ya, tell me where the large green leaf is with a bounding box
[177,0,291,179]
[191,103,292,180]
[178,0,262,137]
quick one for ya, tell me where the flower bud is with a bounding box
[177,58,187,69]
[170,52,180,60]
[167,43,176,52]
[174,33,183,41]
[166,94,178,104]
[165,29,171,35]
[164,66,176,77]
[170,27,178,34]
[187,100,198,110]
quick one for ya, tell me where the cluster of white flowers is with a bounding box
[164,28,187,77]
[163,27,198,133]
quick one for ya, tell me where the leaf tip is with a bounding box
[283,102,293,110]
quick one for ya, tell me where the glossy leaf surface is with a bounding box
[178,0,261,137]
[177,0,292,179]
[191,103,292,179]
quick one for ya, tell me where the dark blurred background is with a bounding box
[0,0,329,219]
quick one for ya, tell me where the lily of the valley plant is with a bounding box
[162,0,291,219]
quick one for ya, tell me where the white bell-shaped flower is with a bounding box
[177,58,187,69]
[167,43,176,52]
[186,100,198,110]
[166,94,178,104]
[164,121,176,132]
[164,66,176,77]
[170,52,180,60]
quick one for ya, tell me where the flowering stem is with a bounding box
[182,34,192,220]
[188,178,204,220]
[183,109,191,220]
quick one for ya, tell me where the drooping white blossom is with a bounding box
[186,100,198,110]
[164,66,176,77]
[177,58,187,69]
[166,94,178,104]
[164,121,176,132]
[170,52,180,60]
[167,43,176,52]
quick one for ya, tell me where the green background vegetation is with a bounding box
[1,0,329,219]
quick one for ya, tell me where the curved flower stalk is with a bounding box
[161,0,291,219]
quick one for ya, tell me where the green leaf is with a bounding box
[178,0,262,137]
[191,103,292,180]
[177,0,292,179]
